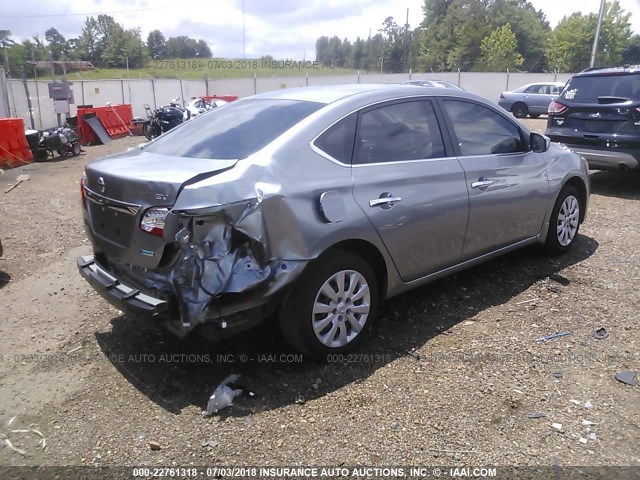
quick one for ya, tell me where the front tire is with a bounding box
[545,185,582,254]
[512,102,529,118]
[279,251,379,359]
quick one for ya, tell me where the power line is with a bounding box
[0,6,181,18]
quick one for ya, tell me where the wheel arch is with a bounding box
[563,176,588,223]
[318,239,389,299]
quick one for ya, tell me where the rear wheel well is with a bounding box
[322,240,388,299]
[564,177,588,222]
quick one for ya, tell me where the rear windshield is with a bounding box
[561,74,640,103]
[145,99,324,159]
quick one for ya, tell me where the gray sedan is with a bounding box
[78,84,590,358]
[499,82,565,118]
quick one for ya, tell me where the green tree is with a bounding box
[147,29,167,59]
[547,1,631,72]
[45,27,67,58]
[622,34,640,64]
[490,0,550,71]
[77,17,102,65]
[597,0,632,66]
[195,40,212,58]
[479,23,524,71]
[166,36,198,58]
[101,24,147,68]
[315,36,329,63]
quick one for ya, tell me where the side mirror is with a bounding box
[530,132,551,153]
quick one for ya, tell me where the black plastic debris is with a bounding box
[614,371,638,386]
[592,327,609,340]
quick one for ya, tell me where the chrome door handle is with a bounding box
[369,196,402,207]
[471,179,494,189]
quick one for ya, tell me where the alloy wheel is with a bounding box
[312,269,371,348]
[556,195,580,246]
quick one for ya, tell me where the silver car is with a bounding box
[499,82,565,118]
[78,84,590,358]
[402,79,463,90]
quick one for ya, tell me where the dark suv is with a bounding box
[546,65,640,171]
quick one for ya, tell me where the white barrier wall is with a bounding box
[4,71,574,130]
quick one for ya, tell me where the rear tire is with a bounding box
[143,121,160,140]
[72,143,81,156]
[545,185,582,254]
[512,102,529,118]
[279,251,379,359]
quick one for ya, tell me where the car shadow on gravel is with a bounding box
[95,234,598,416]
[589,170,640,200]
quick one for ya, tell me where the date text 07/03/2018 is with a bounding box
[146,59,348,70]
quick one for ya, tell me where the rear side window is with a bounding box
[442,100,525,156]
[314,114,357,163]
[145,99,323,159]
[353,101,446,164]
[524,85,546,94]
[561,74,640,102]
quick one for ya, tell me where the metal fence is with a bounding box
[2,70,574,130]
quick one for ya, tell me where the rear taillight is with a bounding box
[140,208,169,237]
[80,175,87,209]
[548,100,568,115]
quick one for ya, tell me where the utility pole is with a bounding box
[403,8,409,73]
[32,49,42,128]
[590,0,606,68]
[3,46,9,77]
[21,66,35,129]
[242,0,246,59]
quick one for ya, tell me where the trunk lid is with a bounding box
[83,148,237,268]
[85,148,237,207]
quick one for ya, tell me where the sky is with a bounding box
[1,0,639,60]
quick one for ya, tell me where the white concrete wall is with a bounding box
[3,71,574,130]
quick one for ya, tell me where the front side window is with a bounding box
[353,101,446,164]
[524,85,544,94]
[442,100,525,156]
[145,99,324,159]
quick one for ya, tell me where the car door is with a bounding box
[350,99,469,282]
[523,84,550,115]
[439,98,549,259]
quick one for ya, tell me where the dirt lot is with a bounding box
[0,120,638,474]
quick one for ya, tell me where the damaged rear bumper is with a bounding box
[77,255,169,319]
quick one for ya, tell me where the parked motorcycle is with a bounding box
[185,97,229,117]
[26,127,81,161]
[143,99,190,140]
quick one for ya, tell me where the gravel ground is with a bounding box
[0,120,638,473]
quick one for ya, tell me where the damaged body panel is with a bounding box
[78,84,590,356]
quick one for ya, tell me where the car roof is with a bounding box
[575,65,640,77]
[249,84,480,105]
[521,81,565,86]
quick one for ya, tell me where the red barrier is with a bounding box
[77,104,133,145]
[0,118,33,169]
[202,95,239,103]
